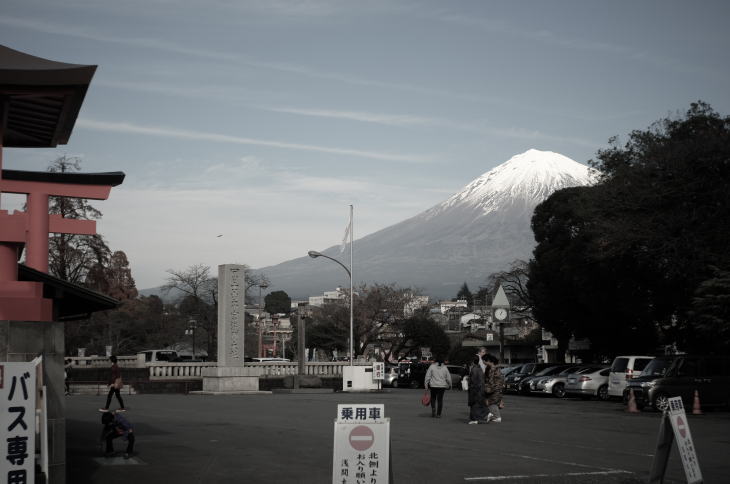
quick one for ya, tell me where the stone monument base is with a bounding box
[198,366,267,394]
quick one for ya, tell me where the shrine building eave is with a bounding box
[2,169,125,187]
[18,264,120,321]
[0,45,97,148]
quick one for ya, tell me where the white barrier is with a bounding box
[67,356,374,380]
[146,361,372,380]
[67,355,142,368]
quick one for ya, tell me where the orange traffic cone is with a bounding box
[626,389,640,413]
[692,390,703,415]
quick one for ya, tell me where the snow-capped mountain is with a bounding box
[256,149,594,299]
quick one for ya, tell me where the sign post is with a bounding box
[0,362,37,484]
[372,362,384,390]
[649,396,703,484]
[333,404,391,484]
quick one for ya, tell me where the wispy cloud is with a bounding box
[267,106,598,148]
[0,15,501,105]
[430,10,711,77]
[76,118,429,163]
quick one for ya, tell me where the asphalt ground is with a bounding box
[66,389,730,483]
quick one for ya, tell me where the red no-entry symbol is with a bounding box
[676,415,687,438]
[349,425,375,451]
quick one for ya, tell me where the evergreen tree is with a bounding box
[456,282,473,307]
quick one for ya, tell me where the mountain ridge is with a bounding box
[141,150,593,300]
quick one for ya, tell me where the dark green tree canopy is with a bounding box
[528,102,730,356]
[265,290,291,314]
[456,282,473,306]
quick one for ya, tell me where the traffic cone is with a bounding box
[692,390,703,415]
[626,389,640,413]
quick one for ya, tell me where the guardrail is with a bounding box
[67,357,376,379]
[146,361,372,380]
[68,356,143,368]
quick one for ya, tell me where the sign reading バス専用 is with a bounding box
[0,362,37,483]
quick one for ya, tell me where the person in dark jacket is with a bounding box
[101,411,135,458]
[99,355,125,412]
[484,354,505,423]
[467,355,487,424]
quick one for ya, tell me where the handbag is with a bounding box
[113,377,123,390]
[461,378,469,391]
[421,390,431,406]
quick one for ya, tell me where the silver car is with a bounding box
[382,365,399,387]
[564,366,611,400]
[531,365,585,398]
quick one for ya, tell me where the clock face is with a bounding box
[494,308,508,321]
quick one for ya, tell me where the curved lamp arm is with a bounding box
[307,250,352,278]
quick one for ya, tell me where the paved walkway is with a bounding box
[66,390,730,483]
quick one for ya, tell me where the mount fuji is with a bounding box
[256,149,594,299]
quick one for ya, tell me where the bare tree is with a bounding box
[479,259,533,318]
[307,284,427,360]
[163,263,269,359]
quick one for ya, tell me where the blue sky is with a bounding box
[2,0,729,290]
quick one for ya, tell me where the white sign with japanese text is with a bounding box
[667,396,702,484]
[332,419,390,484]
[372,363,384,381]
[0,363,36,484]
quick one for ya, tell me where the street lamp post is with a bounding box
[257,282,269,358]
[185,319,196,360]
[308,250,353,366]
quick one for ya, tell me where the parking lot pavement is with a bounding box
[67,390,730,483]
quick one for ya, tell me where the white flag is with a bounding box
[340,213,351,254]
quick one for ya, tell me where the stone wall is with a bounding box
[0,320,65,484]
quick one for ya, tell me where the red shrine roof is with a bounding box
[0,44,97,147]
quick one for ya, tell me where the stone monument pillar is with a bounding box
[201,264,262,393]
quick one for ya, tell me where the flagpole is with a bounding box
[349,204,354,367]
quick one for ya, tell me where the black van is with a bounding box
[624,355,730,411]
[394,362,430,388]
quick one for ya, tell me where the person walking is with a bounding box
[483,354,505,423]
[64,358,72,396]
[424,356,452,418]
[467,355,487,424]
[99,356,125,412]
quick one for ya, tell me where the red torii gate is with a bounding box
[0,170,123,320]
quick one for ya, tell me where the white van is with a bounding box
[608,355,654,397]
[138,349,180,363]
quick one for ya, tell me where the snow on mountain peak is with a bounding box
[434,149,593,215]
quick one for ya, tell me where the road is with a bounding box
[67,389,730,483]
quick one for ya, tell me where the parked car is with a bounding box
[382,364,399,387]
[500,365,522,376]
[529,365,587,398]
[564,366,611,400]
[624,355,730,411]
[394,362,430,389]
[519,365,574,395]
[504,363,554,393]
[137,349,181,363]
[607,355,654,398]
[447,365,467,389]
